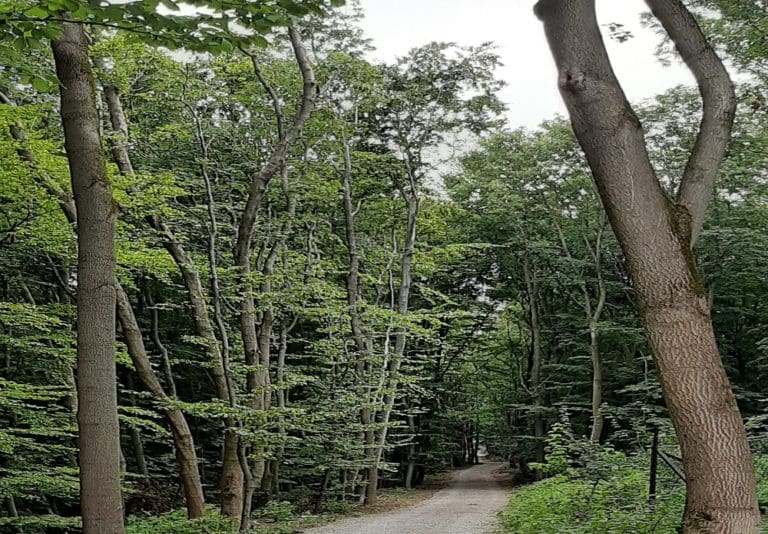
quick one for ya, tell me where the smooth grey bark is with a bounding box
[535,1,759,531]
[51,22,124,534]
[93,56,134,176]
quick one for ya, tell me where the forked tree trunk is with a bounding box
[536,1,759,531]
[255,165,297,498]
[51,22,124,534]
[554,215,606,443]
[233,27,315,529]
[339,140,379,500]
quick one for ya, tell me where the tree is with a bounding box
[535,0,759,531]
[51,22,123,534]
[93,42,207,519]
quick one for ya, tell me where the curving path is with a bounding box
[303,462,511,534]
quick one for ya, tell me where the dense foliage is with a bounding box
[0,0,766,532]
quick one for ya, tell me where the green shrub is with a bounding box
[501,420,685,533]
[500,469,684,534]
[502,451,768,533]
[125,506,237,534]
[756,455,768,514]
[257,500,295,522]
[325,500,353,514]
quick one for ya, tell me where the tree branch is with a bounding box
[645,0,736,245]
[234,24,317,268]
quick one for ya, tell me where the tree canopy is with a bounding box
[0,0,767,532]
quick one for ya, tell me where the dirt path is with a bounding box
[302,462,511,534]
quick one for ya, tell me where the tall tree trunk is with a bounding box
[522,254,545,465]
[536,1,759,531]
[553,217,607,442]
[151,219,242,518]
[124,374,149,476]
[233,27,315,529]
[4,76,207,520]
[586,223,607,443]
[180,95,242,520]
[367,189,419,505]
[339,140,378,500]
[51,22,124,534]
[98,59,239,516]
[243,165,297,528]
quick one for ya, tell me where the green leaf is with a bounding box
[23,6,50,18]
[31,77,50,92]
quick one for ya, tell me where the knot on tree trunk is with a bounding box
[559,69,587,93]
[669,202,693,244]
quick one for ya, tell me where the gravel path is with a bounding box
[302,462,511,534]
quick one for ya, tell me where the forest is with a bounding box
[0,0,767,533]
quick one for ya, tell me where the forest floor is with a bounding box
[299,462,513,534]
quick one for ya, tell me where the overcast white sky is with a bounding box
[355,0,695,128]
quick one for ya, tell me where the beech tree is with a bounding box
[51,22,124,534]
[535,0,759,531]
